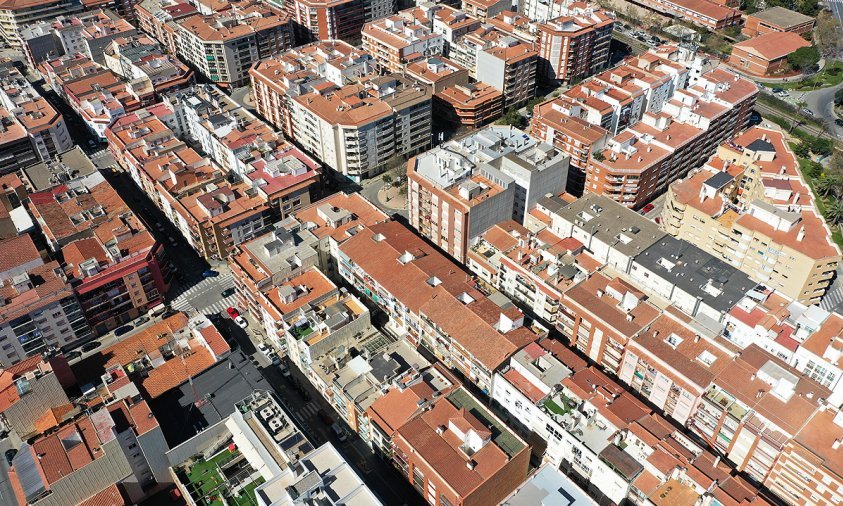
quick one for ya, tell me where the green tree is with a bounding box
[794,141,811,158]
[825,200,843,224]
[787,46,821,72]
[497,107,526,128]
[810,137,834,157]
[815,176,839,196]
[803,160,823,179]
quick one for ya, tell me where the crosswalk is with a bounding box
[297,402,320,419]
[169,273,236,315]
[821,285,843,312]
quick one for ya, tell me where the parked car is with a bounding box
[221,287,236,297]
[135,316,149,326]
[641,203,655,214]
[771,87,784,94]
[801,108,815,117]
[114,325,133,336]
[836,119,843,127]
[202,269,219,278]
[331,423,347,442]
[81,340,102,352]
[278,363,291,377]
[226,307,240,319]
[234,316,248,329]
[155,222,165,231]
[5,449,17,466]
[65,350,82,361]
[168,236,178,247]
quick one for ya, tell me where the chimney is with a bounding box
[833,439,842,450]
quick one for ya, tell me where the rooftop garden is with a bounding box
[178,448,264,506]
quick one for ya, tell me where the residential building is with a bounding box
[518,0,576,23]
[765,407,843,506]
[502,464,596,505]
[728,32,811,77]
[102,35,195,100]
[0,234,92,366]
[626,0,740,30]
[249,40,377,141]
[537,8,614,83]
[662,127,840,305]
[19,9,137,66]
[77,313,229,399]
[629,235,757,322]
[337,221,548,392]
[28,172,172,334]
[0,353,75,439]
[742,6,815,38]
[134,0,197,54]
[408,125,568,262]
[362,11,444,73]
[228,192,388,322]
[688,344,827,484]
[168,390,380,505]
[430,4,481,54]
[0,109,38,174]
[173,0,294,87]
[487,11,539,44]
[0,172,29,238]
[583,65,758,209]
[791,312,843,406]
[467,220,594,325]
[475,35,537,108]
[8,395,170,506]
[434,81,504,130]
[39,54,143,140]
[406,56,469,93]
[0,0,83,47]
[288,74,432,181]
[285,0,392,44]
[460,0,508,21]
[391,387,531,506]
[0,61,73,163]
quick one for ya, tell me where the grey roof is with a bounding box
[746,139,775,153]
[599,444,643,481]
[556,193,665,257]
[151,350,268,446]
[751,6,814,27]
[502,464,594,505]
[703,171,733,190]
[12,444,46,503]
[21,146,97,191]
[634,236,757,313]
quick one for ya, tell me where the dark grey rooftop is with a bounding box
[151,350,268,446]
[746,139,775,153]
[599,444,643,481]
[634,236,756,313]
[703,171,733,190]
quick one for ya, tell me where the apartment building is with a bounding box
[530,97,609,195]
[0,353,74,439]
[80,313,230,398]
[0,235,91,367]
[0,173,28,237]
[337,221,548,391]
[40,55,142,140]
[406,56,469,93]
[629,0,740,30]
[584,65,757,209]
[0,109,38,174]
[8,395,170,506]
[518,0,576,23]
[408,125,568,262]
[134,0,197,53]
[765,407,843,506]
[467,220,593,325]
[362,11,444,73]
[102,35,195,99]
[742,6,815,38]
[173,0,294,87]
[729,32,811,77]
[249,40,377,140]
[20,9,137,66]
[537,8,614,83]
[662,127,840,305]
[0,0,83,47]
[487,11,539,44]
[289,74,432,181]
[28,172,172,334]
[285,0,391,44]
[391,387,531,506]
[460,0,508,21]
[688,344,827,484]
[228,192,388,323]
[476,37,537,109]
[434,81,504,129]
[0,61,73,162]
[163,85,320,210]
[791,312,843,407]
[430,4,481,53]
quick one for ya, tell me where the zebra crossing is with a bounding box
[821,285,843,313]
[169,272,236,315]
[297,402,320,419]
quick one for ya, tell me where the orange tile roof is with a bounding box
[733,32,811,61]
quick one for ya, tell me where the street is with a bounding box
[798,81,843,138]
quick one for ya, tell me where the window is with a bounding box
[412,468,425,492]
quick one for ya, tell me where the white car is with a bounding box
[234,316,248,328]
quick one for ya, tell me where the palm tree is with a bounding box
[815,176,836,196]
[825,201,843,224]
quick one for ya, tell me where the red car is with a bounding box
[226,307,239,319]
[641,203,655,214]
